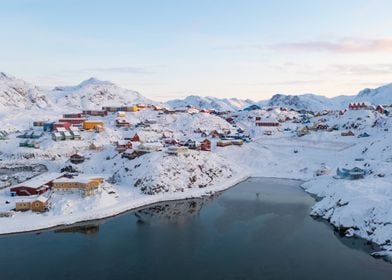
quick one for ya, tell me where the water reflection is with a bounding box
[135,198,214,225]
[54,224,100,235]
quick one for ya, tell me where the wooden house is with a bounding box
[59,118,87,125]
[10,173,63,196]
[163,138,179,147]
[63,113,82,118]
[15,201,32,211]
[255,118,279,127]
[115,118,131,127]
[54,122,71,130]
[116,140,132,152]
[131,133,140,142]
[89,142,104,151]
[52,176,104,196]
[43,122,55,132]
[232,139,244,146]
[200,139,211,151]
[122,150,145,160]
[217,140,232,147]
[135,142,163,153]
[52,132,65,141]
[376,105,385,114]
[166,146,188,155]
[184,139,200,150]
[210,130,223,138]
[336,167,365,180]
[83,110,108,117]
[341,130,355,137]
[70,153,85,164]
[31,196,49,212]
[83,120,104,130]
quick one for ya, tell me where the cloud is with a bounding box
[330,64,392,75]
[271,38,392,53]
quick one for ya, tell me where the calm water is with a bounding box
[1,178,392,280]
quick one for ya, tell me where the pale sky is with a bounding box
[2,0,392,101]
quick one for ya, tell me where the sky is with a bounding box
[1,0,392,101]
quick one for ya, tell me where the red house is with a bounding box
[131,133,140,142]
[116,140,133,152]
[200,139,211,151]
[54,122,71,130]
[10,173,63,196]
[255,119,279,127]
[59,118,87,125]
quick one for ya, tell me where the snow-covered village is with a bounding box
[2,1,392,279]
[1,72,392,260]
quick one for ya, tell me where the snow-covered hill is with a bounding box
[0,72,50,110]
[263,93,350,111]
[355,83,392,105]
[48,77,153,110]
[167,95,253,112]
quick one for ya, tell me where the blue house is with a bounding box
[336,167,365,180]
[43,122,55,132]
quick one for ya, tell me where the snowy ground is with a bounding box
[0,106,391,261]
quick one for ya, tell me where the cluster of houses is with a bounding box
[10,172,105,212]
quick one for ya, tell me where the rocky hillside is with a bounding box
[0,72,50,110]
[167,95,253,112]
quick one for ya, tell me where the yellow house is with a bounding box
[130,105,139,112]
[83,121,104,130]
[52,177,104,196]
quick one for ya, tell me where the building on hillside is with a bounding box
[117,111,126,117]
[10,173,63,196]
[376,105,385,114]
[89,142,104,151]
[358,132,370,138]
[83,110,108,117]
[217,140,233,147]
[184,139,200,150]
[200,139,211,151]
[83,121,104,130]
[348,102,371,110]
[52,132,65,141]
[131,133,140,142]
[341,130,355,136]
[232,139,244,146]
[336,167,365,180]
[115,118,131,127]
[163,138,179,147]
[59,118,87,125]
[116,140,132,152]
[31,196,49,212]
[52,176,104,196]
[135,142,163,153]
[54,122,71,130]
[33,121,45,127]
[255,118,279,127]
[43,122,55,132]
[70,153,85,164]
[63,113,82,118]
[120,105,139,112]
[166,146,189,155]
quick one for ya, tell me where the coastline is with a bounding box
[0,173,251,236]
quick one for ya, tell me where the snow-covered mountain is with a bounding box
[166,95,254,112]
[49,77,153,110]
[0,72,50,110]
[263,93,350,111]
[355,83,392,105]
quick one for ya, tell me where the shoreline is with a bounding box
[0,174,252,236]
